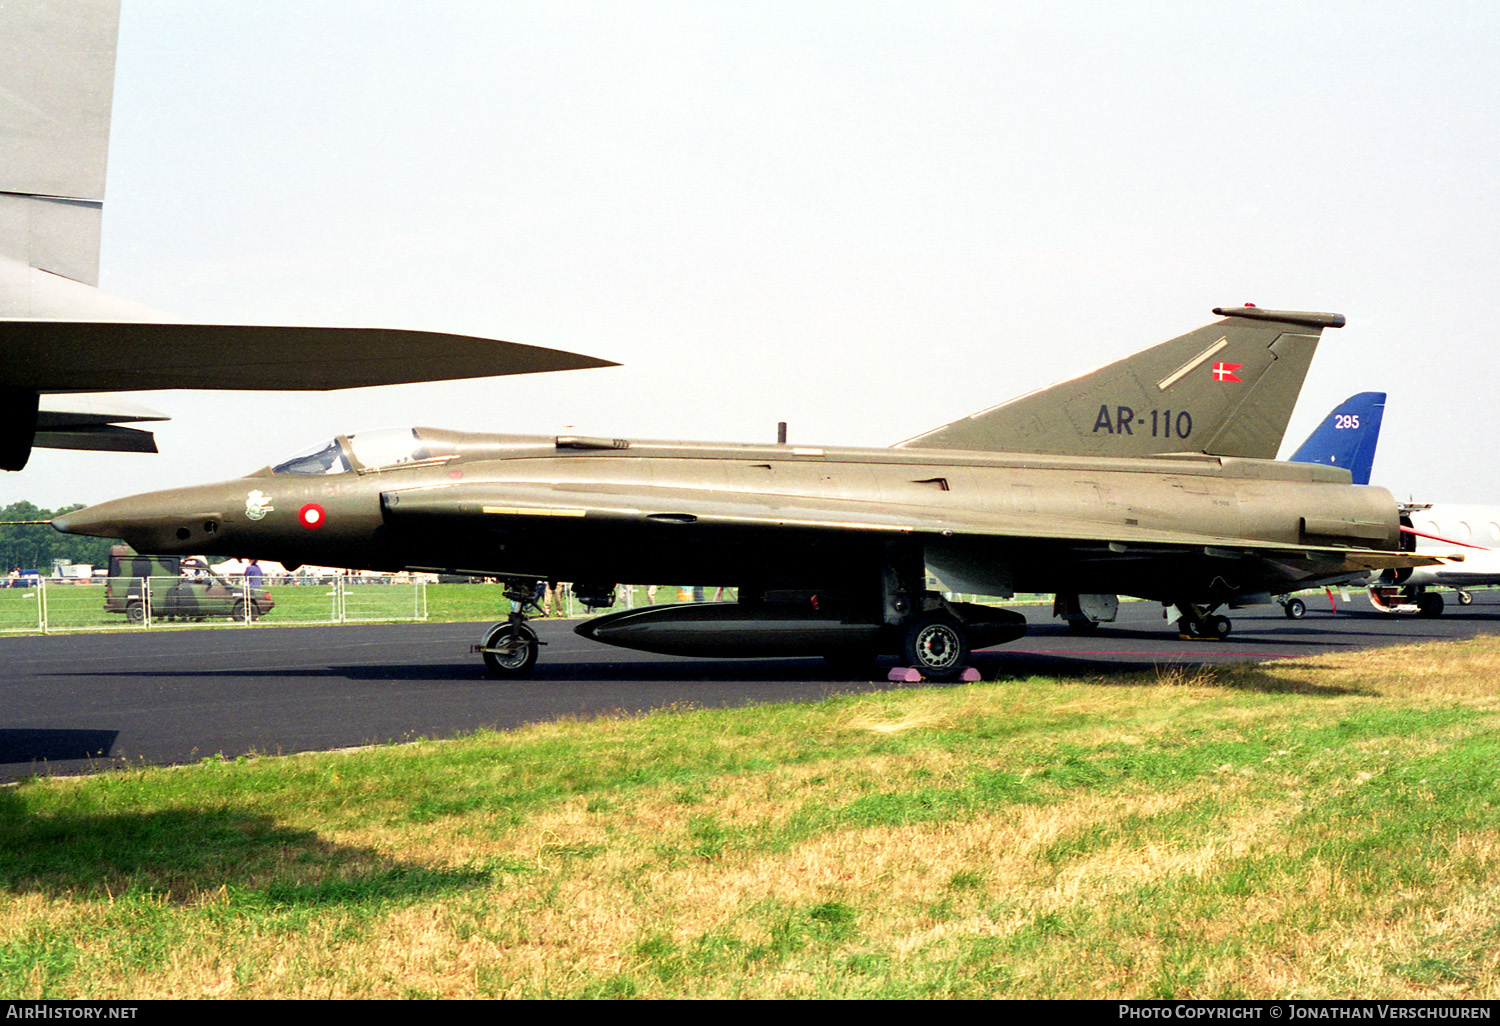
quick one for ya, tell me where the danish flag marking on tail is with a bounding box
[1212,362,1243,382]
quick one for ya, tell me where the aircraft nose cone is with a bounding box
[49,500,125,539]
[50,487,229,553]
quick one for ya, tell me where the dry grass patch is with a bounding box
[7,634,1500,998]
[1263,638,1500,705]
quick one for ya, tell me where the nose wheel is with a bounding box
[481,622,539,676]
[475,581,547,677]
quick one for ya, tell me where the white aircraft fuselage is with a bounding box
[1402,504,1500,588]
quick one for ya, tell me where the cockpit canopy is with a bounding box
[270,427,454,475]
[272,438,349,475]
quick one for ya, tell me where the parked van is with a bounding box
[105,546,275,623]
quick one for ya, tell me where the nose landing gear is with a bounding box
[474,580,547,677]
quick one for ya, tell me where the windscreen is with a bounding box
[271,438,350,475]
[271,428,452,474]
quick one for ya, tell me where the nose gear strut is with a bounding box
[473,579,547,676]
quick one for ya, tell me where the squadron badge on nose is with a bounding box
[245,490,276,521]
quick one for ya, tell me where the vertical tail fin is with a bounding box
[1287,392,1386,485]
[896,306,1345,460]
[0,0,121,307]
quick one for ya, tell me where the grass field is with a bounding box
[3,635,1498,998]
[0,581,621,632]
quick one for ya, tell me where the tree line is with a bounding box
[1,502,119,573]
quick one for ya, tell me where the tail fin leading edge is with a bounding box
[0,0,121,297]
[1287,391,1385,485]
[896,306,1345,460]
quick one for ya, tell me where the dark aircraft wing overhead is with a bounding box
[33,396,166,453]
[0,2,620,471]
[0,321,617,393]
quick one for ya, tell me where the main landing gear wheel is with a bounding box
[1283,597,1306,619]
[1067,618,1101,634]
[482,622,539,677]
[1177,609,1231,639]
[903,614,969,682]
[1417,592,1445,618]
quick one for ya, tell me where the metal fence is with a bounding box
[0,576,427,634]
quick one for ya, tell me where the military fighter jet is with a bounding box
[1,0,612,471]
[54,305,1432,680]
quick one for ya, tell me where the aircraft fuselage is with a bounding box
[57,428,1400,609]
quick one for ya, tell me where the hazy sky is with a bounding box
[8,0,1500,511]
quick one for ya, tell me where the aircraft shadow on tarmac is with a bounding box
[1029,622,1373,645]
[0,728,118,766]
[1045,608,1500,644]
[0,796,489,903]
[37,653,1200,685]
[42,648,1367,697]
[50,659,909,685]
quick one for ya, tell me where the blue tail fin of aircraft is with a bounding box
[1287,391,1386,485]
